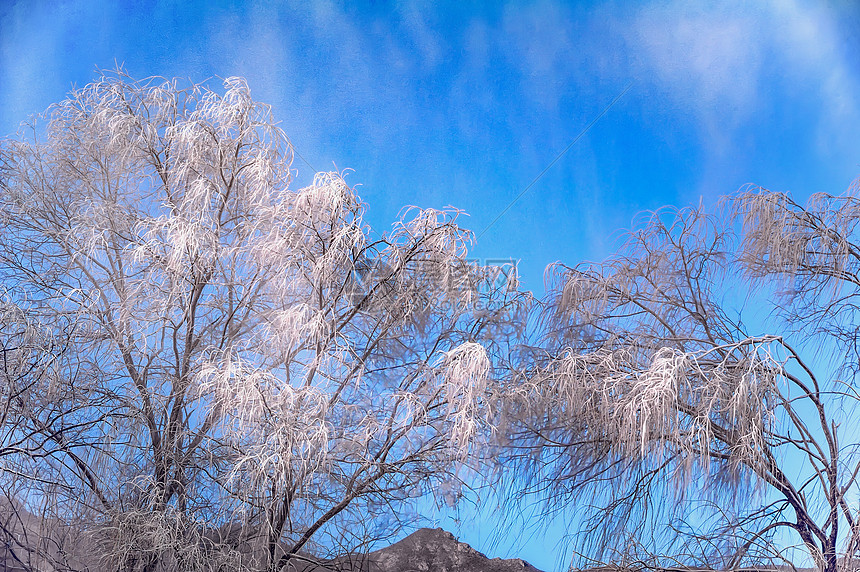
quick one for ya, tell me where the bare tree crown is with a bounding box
[504,194,860,572]
[0,70,527,572]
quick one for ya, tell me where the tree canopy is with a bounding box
[503,190,860,572]
[0,71,527,572]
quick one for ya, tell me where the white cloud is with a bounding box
[626,0,860,160]
[769,0,860,156]
[628,3,764,157]
[635,8,761,108]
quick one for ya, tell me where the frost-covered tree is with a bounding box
[0,70,527,571]
[0,294,114,571]
[507,188,860,572]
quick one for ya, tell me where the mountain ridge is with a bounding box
[363,527,544,572]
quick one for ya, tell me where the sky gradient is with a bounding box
[2,1,860,569]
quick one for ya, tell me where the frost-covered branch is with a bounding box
[0,69,530,571]
[505,198,860,572]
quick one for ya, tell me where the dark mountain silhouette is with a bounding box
[362,527,544,572]
[281,527,544,572]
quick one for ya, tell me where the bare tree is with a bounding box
[0,300,65,572]
[0,70,527,571]
[0,294,113,571]
[505,188,860,572]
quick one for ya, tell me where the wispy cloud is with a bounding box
[631,5,762,132]
[625,0,859,162]
[769,0,860,157]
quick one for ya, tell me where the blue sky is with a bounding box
[2,1,860,569]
